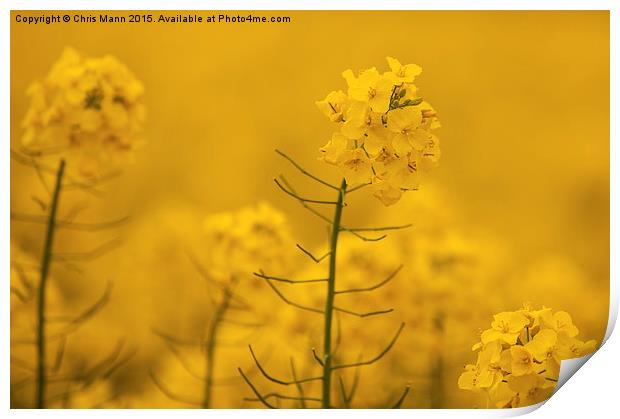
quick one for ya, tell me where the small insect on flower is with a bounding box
[458,304,597,408]
[316,57,441,206]
[20,47,146,178]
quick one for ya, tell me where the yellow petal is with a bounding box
[392,133,412,155]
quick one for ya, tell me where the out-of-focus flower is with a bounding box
[458,305,597,408]
[21,47,146,178]
[317,57,441,205]
[202,202,294,282]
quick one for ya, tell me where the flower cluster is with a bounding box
[458,305,597,408]
[316,57,441,206]
[21,47,146,177]
[202,202,294,281]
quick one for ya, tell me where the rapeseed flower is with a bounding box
[458,305,597,408]
[20,47,146,177]
[316,57,441,205]
[481,312,529,345]
[202,202,294,282]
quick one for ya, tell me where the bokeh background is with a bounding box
[10,10,609,408]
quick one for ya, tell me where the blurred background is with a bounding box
[10,10,609,408]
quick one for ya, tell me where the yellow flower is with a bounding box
[341,101,372,139]
[525,329,558,363]
[371,177,402,207]
[491,382,518,408]
[419,134,441,170]
[518,303,552,328]
[460,305,597,408]
[481,311,529,345]
[579,339,597,356]
[418,100,441,129]
[555,335,598,360]
[507,374,553,407]
[343,67,394,113]
[202,202,294,279]
[338,148,373,184]
[523,328,569,378]
[457,341,503,390]
[319,133,348,165]
[371,144,399,170]
[457,364,479,391]
[540,310,579,337]
[385,56,422,84]
[362,125,391,156]
[500,346,534,376]
[21,47,146,177]
[316,90,348,122]
[317,57,441,206]
[386,107,425,154]
[384,154,421,191]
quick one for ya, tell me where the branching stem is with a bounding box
[275,149,339,191]
[243,151,411,408]
[332,323,404,370]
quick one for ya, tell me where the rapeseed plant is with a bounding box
[149,202,295,408]
[10,47,145,408]
[238,57,440,408]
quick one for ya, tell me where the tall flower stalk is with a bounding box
[239,56,441,408]
[321,179,346,407]
[35,159,65,408]
[10,47,145,408]
[150,272,247,408]
[241,154,409,408]
[202,283,234,408]
[149,203,293,408]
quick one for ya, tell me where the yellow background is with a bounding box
[10,11,609,408]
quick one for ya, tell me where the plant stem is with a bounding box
[36,159,65,409]
[321,178,347,408]
[203,286,233,408]
[430,310,445,409]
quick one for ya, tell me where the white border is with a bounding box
[2,1,617,418]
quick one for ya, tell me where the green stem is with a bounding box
[430,311,445,409]
[36,159,65,409]
[322,178,347,408]
[203,286,233,408]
